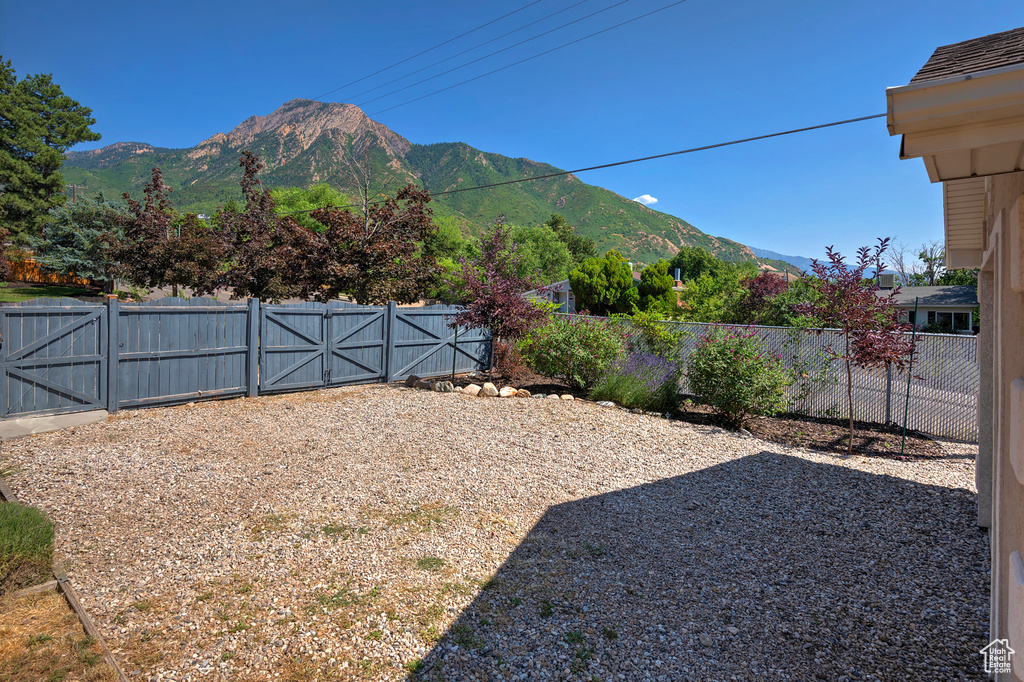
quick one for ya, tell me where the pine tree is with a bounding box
[0,58,100,240]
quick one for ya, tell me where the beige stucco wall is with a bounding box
[982,172,1024,677]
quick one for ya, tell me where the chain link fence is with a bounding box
[561,315,979,442]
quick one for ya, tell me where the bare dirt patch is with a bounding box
[0,590,117,681]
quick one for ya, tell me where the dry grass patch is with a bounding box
[0,590,117,682]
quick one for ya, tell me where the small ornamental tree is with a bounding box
[795,238,915,454]
[448,215,549,342]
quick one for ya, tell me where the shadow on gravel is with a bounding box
[410,451,988,682]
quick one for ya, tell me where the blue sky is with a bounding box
[3,0,1022,261]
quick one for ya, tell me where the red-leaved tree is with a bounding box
[734,271,790,325]
[448,215,549,341]
[215,152,314,303]
[795,238,914,454]
[305,184,437,304]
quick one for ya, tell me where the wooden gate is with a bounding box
[386,304,490,382]
[0,298,107,417]
[259,302,389,392]
[326,303,388,386]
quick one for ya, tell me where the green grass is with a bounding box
[0,284,94,303]
[0,501,56,597]
[415,556,445,571]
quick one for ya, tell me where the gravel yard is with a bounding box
[2,384,988,681]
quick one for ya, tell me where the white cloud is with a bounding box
[632,194,658,205]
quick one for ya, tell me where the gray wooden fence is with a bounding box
[0,297,491,419]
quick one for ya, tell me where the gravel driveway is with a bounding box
[3,384,987,681]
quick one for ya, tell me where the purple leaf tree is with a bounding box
[448,215,549,343]
[795,237,915,455]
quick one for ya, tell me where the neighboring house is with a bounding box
[523,279,576,313]
[887,25,1024,671]
[877,284,979,332]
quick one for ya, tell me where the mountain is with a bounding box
[66,99,781,267]
[748,247,815,274]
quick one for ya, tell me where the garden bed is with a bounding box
[449,369,946,459]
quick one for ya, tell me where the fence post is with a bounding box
[0,307,7,419]
[247,298,260,397]
[106,296,119,414]
[385,301,398,383]
[885,363,892,424]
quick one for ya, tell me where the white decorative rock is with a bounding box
[597,401,616,408]
[547,394,561,400]
[498,386,518,398]
[480,382,499,397]
[560,394,575,401]
[463,384,481,396]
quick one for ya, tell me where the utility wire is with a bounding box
[368,0,689,116]
[346,0,593,102]
[273,113,887,217]
[356,0,632,107]
[311,0,544,101]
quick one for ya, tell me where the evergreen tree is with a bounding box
[637,259,678,316]
[569,249,638,316]
[32,193,127,293]
[545,213,596,264]
[0,58,100,240]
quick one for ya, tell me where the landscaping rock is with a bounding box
[597,401,616,408]
[480,382,499,397]
[516,389,531,398]
[532,393,546,399]
[498,386,518,398]
[435,381,455,393]
[414,379,433,390]
[404,375,420,387]
[463,384,481,397]
[560,394,575,401]
[547,394,561,400]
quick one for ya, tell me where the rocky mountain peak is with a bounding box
[196,99,412,160]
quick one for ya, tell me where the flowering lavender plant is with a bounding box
[590,352,682,412]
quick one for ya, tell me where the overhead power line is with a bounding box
[355,0,633,108]
[273,113,887,217]
[311,0,543,101]
[346,0,594,103]
[368,0,690,116]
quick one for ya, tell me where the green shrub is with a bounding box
[590,352,682,412]
[625,310,688,359]
[687,326,790,427]
[521,316,626,389]
[0,501,55,596]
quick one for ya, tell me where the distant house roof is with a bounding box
[879,285,978,307]
[910,26,1024,84]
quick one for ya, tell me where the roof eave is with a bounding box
[887,61,1024,183]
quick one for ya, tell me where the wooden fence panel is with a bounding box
[0,298,106,417]
[0,298,492,419]
[115,298,251,410]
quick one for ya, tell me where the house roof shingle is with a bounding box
[910,26,1024,84]
[879,285,978,307]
